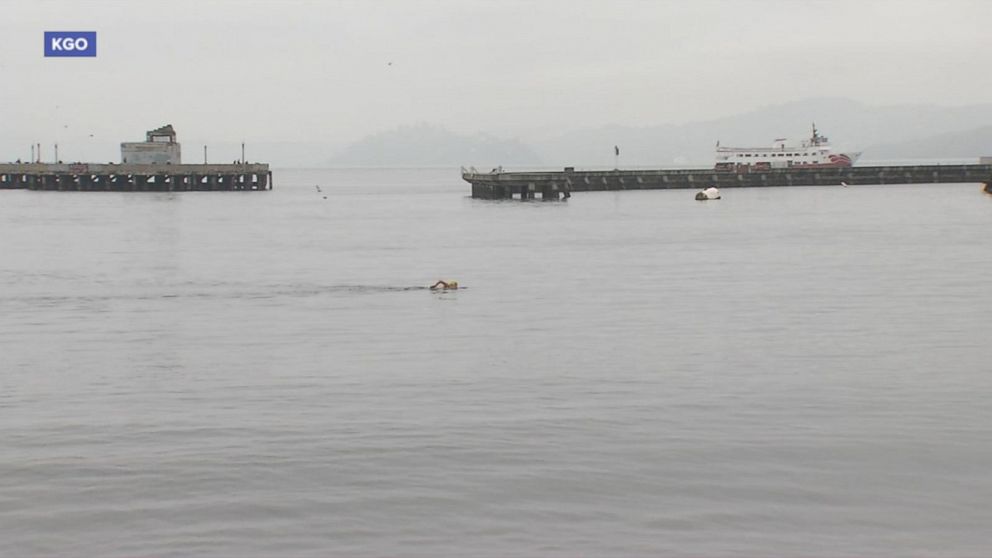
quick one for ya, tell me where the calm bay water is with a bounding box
[1,168,991,556]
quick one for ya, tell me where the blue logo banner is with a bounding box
[44,31,97,57]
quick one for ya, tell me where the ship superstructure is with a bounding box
[715,124,860,171]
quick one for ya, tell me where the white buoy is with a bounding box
[696,186,721,200]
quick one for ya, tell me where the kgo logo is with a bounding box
[44,32,97,57]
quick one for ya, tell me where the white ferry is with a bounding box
[714,124,860,171]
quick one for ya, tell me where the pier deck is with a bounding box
[462,164,992,199]
[0,162,272,191]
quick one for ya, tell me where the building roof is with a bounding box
[146,124,176,140]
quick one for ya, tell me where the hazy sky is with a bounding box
[2,0,991,161]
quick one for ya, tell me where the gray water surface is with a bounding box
[1,169,991,556]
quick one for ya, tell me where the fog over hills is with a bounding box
[862,125,992,160]
[530,98,992,167]
[324,98,992,168]
[10,98,986,169]
[325,123,540,168]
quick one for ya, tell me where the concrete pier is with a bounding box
[462,164,992,199]
[469,176,568,201]
[0,163,272,192]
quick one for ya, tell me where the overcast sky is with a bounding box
[2,0,991,161]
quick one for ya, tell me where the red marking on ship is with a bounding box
[828,153,852,166]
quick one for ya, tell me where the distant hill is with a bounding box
[862,125,992,160]
[317,98,992,168]
[327,123,541,167]
[530,98,992,167]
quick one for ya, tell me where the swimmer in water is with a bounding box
[430,280,458,290]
